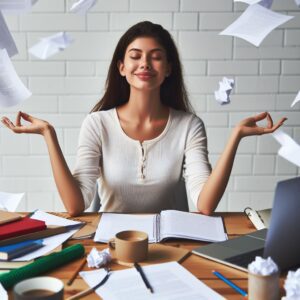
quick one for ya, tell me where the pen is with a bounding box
[134,262,154,293]
[212,270,247,297]
[67,255,87,286]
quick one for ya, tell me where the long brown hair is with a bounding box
[91,21,192,113]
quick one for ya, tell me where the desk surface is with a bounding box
[15,213,286,299]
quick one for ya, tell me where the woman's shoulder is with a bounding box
[171,108,204,126]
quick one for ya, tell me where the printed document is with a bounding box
[0,48,31,107]
[0,11,18,57]
[80,261,225,300]
[220,4,294,47]
[0,192,24,211]
[94,210,227,243]
[70,0,97,14]
[29,32,73,60]
[272,129,300,168]
[291,91,300,108]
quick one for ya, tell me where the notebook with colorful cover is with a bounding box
[0,218,46,241]
[0,239,44,260]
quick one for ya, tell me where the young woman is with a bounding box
[1,21,286,216]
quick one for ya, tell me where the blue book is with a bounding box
[0,239,44,260]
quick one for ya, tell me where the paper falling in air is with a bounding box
[234,0,273,8]
[0,49,32,107]
[219,4,294,47]
[0,283,8,300]
[0,192,24,211]
[0,0,38,13]
[283,269,300,299]
[291,91,300,108]
[29,32,73,60]
[295,0,300,7]
[272,129,300,168]
[14,210,81,261]
[0,11,18,57]
[248,256,278,276]
[70,0,97,15]
[214,77,234,105]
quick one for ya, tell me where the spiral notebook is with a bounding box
[244,207,271,230]
[94,210,227,243]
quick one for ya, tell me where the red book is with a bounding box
[0,218,46,241]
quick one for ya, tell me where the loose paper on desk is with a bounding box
[0,11,18,57]
[272,129,300,168]
[70,0,97,15]
[234,0,273,8]
[80,261,225,300]
[214,77,234,105]
[0,0,38,13]
[0,48,31,107]
[13,210,80,261]
[219,4,294,47]
[291,91,300,108]
[29,32,73,60]
[0,192,24,211]
[0,283,8,300]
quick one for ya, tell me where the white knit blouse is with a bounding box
[73,108,212,213]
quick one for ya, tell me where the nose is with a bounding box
[140,57,152,70]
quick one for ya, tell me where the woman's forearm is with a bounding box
[197,128,242,215]
[43,126,85,216]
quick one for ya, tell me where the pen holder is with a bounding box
[248,271,280,300]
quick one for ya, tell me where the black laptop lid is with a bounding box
[264,177,300,271]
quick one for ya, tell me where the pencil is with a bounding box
[213,270,247,297]
[67,256,86,286]
[134,262,154,293]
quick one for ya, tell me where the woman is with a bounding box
[1,21,286,216]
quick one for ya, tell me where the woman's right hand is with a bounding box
[1,111,52,136]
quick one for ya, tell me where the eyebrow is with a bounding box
[128,48,164,53]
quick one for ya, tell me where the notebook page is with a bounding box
[80,261,225,300]
[94,213,157,243]
[160,210,227,242]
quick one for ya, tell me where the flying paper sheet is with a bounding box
[219,4,294,47]
[0,0,38,13]
[0,48,31,107]
[295,0,300,7]
[70,0,97,15]
[234,0,273,8]
[214,77,234,105]
[29,32,73,60]
[272,129,300,167]
[0,192,24,211]
[291,91,300,108]
[0,11,18,57]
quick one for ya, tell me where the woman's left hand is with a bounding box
[235,112,287,139]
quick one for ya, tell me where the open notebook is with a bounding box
[94,210,227,243]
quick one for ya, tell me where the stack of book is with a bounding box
[0,210,46,269]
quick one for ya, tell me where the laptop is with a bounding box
[192,177,300,272]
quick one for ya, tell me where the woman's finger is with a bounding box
[20,111,34,123]
[253,112,268,122]
[266,113,273,129]
[263,117,287,134]
[15,111,22,127]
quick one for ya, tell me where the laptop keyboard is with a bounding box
[225,248,264,268]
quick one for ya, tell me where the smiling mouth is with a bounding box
[135,73,155,80]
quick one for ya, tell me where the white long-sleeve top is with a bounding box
[73,108,212,213]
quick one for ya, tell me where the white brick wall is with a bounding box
[0,0,299,212]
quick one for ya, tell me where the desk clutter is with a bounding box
[0,209,300,299]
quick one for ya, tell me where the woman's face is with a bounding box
[118,37,171,92]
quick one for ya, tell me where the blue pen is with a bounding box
[213,270,247,297]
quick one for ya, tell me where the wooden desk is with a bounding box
[14,213,286,299]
